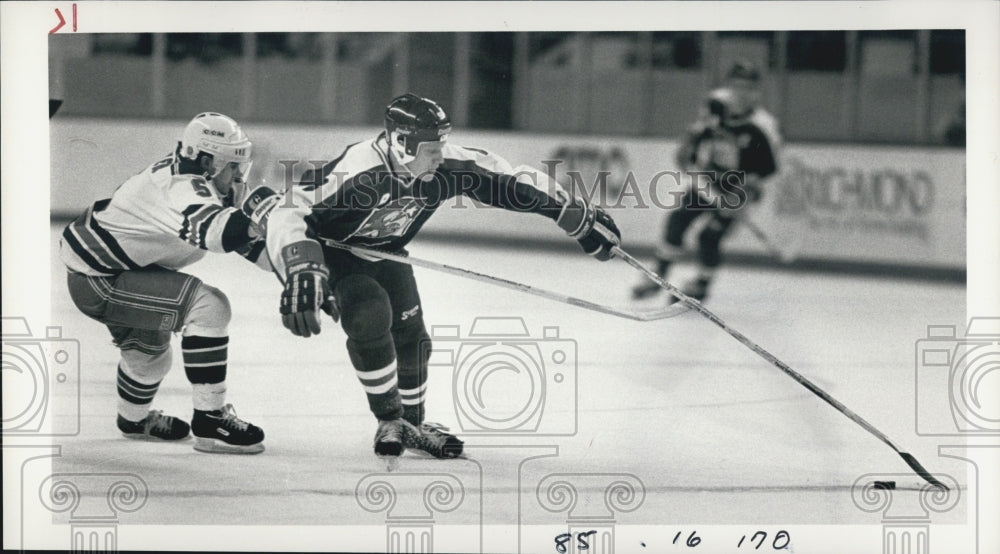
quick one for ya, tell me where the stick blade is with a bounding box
[900,452,949,491]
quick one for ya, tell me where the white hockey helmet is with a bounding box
[180,112,253,180]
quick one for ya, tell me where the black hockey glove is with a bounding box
[279,241,338,337]
[556,197,622,261]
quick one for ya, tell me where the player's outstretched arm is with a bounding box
[502,164,623,261]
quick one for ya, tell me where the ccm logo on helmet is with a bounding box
[202,129,226,137]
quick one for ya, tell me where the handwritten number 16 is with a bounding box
[673,531,701,547]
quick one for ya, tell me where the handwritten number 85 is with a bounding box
[554,530,597,553]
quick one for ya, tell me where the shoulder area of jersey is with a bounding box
[749,108,782,142]
[164,171,219,198]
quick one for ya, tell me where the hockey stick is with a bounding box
[612,245,948,490]
[323,241,690,321]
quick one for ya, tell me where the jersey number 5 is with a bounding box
[190,177,212,198]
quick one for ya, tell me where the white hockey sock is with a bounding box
[118,398,153,423]
[192,382,227,412]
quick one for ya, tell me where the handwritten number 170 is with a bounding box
[671,530,790,549]
[738,530,790,550]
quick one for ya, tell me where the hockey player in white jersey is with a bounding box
[60,112,270,454]
[245,93,622,462]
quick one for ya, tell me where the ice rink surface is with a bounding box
[47,224,968,528]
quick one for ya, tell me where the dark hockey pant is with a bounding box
[663,189,738,268]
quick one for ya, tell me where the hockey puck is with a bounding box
[872,481,896,490]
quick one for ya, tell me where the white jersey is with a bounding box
[60,148,264,276]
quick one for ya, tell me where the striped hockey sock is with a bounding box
[398,366,427,427]
[116,364,161,422]
[182,335,228,411]
[348,335,403,421]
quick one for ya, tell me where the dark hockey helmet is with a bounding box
[726,59,761,83]
[384,93,452,164]
[711,60,762,123]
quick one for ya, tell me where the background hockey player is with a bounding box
[247,93,622,461]
[632,60,782,303]
[60,112,269,454]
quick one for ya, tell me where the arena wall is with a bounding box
[51,118,965,278]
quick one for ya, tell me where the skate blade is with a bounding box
[377,454,401,472]
[193,437,265,454]
[403,441,468,460]
[122,432,191,442]
[406,449,468,460]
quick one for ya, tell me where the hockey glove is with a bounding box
[555,196,622,261]
[241,185,282,237]
[280,241,338,337]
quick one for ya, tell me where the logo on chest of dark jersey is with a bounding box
[354,199,424,239]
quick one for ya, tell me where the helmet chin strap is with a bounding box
[387,139,418,176]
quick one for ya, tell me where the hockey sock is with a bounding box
[395,333,429,427]
[399,373,427,427]
[182,335,228,412]
[348,335,403,421]
[116,364,161,422]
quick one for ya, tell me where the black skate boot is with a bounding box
[373,419,406,457]
[118,410,190,441]
[404,422,465,459]
[668,276,711,305]
[191,404,265,454]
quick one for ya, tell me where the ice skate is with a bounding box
[373,419,407,456]
[118,410,190,441]
[404,421,465,459]
[373,419,409,471]
[191,404,265,454]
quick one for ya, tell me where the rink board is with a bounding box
[50,118,966,272]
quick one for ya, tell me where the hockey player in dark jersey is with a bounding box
[632,61,782,303]
[245,93,622,461]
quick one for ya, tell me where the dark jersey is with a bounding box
[266,133,569,274]
[677,100,782,182]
